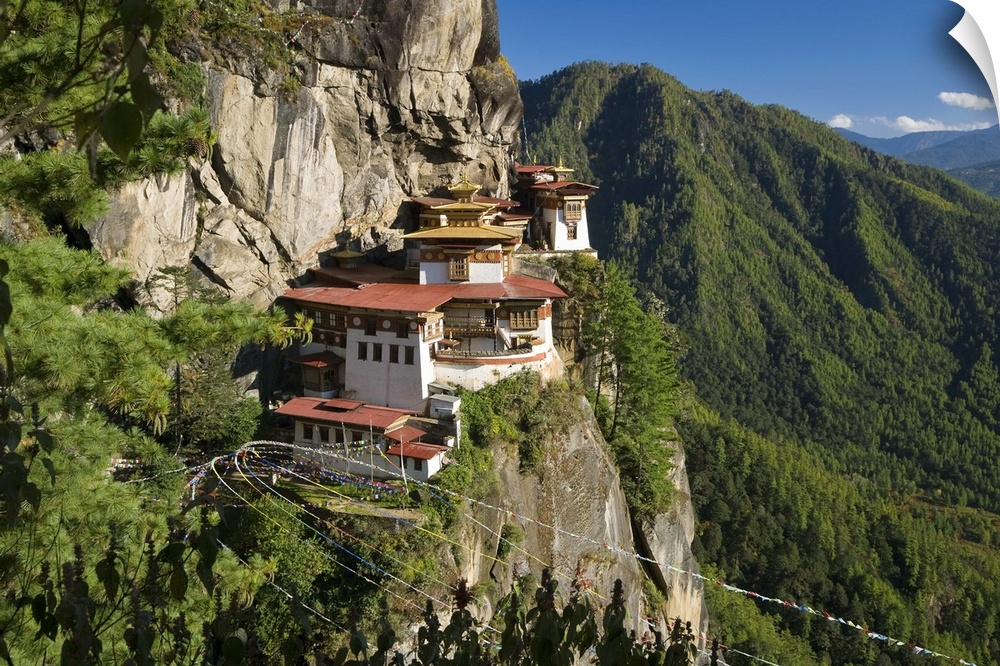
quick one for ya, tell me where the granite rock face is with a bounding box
[87,0,521,308]
[448,398,708,640]
[635,440,710,639]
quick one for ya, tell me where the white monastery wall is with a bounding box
[343,327,432,410]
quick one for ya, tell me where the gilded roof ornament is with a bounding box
[448,174,481,201]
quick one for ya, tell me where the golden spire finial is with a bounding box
[448,174,481,201]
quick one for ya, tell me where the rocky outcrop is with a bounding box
[447,397,648,631]
[86,0,521,308]
[635,439,709,638]
[87,173,198,288]
[446,397,707,639]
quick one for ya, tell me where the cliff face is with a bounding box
[87,0,521,308]
[635,440,709,637]
[486,398,647,621]
[447,397,706,637]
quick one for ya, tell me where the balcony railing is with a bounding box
[443,316,496,337]
[435,345,534,359]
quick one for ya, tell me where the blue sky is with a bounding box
[497,0,996,138]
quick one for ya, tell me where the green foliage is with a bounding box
[524,62,1000,512]
[0,237,322,662]
[176,354,262,452]
[701,564,818,665]
[326,573,705,666]
[0,150,110,226]
[0,107,214,227]
[459,371,583,473]
[559,257,680,520]
[682,400,1000,665]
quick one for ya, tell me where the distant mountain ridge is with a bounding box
[834,126,986,156]
[836,125,1000,192]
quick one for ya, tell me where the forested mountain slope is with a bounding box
[523,61,1000,512]
[522,62,1000,664]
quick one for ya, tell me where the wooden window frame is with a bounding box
[509,309,539,331]
[564,200,582,221]
[449,255,470,281]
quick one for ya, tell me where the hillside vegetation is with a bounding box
[523,62,1000,665]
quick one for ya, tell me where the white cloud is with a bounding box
[827,113,853,129]
[872,115,993,134]
[938,91,995,110]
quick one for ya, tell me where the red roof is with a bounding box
[385,442,448,461]
[284,283,457,312]
[275,397,414,430]
[474,196,519,208]
[497,274,568,300]
[283,275,565,311]
[288,351,343,368]
[437,275,567,301]
[529,180,598,192]
[515,164,552,174]
[496,211,532,223]
[311,263,403,287]
[385,425,431,443]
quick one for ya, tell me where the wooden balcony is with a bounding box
[443,316,496,338]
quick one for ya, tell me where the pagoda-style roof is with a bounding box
[515,163,552,174]
[283,274,566,312]
[495,211,532,225]
[410,195,518,209]
[403,225,523,242]
[448,175,481,201]
[423,201,496,213]
[528,180,598,193]
[546,159,575,178]
[331,249,365,259]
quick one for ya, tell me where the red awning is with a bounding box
[287,351,344,368]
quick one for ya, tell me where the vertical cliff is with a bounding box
[634,440,709,637]
[443,394,707,640]
[87,0,521,308]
